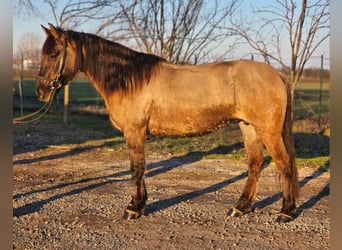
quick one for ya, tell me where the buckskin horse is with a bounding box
[36,23,299,222]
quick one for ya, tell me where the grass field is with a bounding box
[13,79,102,101]
[13,78,330,170]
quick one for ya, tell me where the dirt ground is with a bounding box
[13,122,330,249]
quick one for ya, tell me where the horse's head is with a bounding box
[36,23,79,102]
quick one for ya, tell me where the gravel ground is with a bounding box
[13,143,330,249]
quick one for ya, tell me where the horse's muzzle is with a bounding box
[36,86,51,103]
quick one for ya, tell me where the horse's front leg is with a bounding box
[123,129,148,220]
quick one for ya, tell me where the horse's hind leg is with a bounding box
[262,133,298,222]
[227,121,264,217]
[123,127,148,220]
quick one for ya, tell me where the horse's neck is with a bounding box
[80,37,118,97]
[77,33,163,99]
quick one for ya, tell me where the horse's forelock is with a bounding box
[42,36,56,55]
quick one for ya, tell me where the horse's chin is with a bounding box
[38,96,50,103]
[36,89,48,103]
[37,89,57,103]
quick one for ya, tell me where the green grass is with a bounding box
[13,79,104,107]
[293,81,330,120]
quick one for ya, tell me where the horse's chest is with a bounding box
[106,96,150,132]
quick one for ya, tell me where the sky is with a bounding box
[13,0,330,68]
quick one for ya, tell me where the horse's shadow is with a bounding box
[144,154,272,215]
[13,138,125,165]
[146,142,243,177]
[145,171,248,216]
[13,170,131,217]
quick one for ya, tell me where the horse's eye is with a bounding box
[49,52,59,60]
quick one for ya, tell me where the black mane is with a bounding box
[67,30,166,94]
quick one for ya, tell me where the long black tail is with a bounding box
[279,72,299,199]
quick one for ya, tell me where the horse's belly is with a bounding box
[147,105,235,136]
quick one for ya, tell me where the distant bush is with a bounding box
[301,67,330,79]
[278,66,330,80]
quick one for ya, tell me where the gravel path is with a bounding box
[13,145,330,249]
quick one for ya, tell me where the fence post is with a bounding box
[18,53,24,116]
[96,92,99,112]
[63,84,69,124]
[318,54,323,129]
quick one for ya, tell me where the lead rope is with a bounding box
[13,88,56,124]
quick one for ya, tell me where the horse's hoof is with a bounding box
[276,213,294,223]
[123,209,142,220]
[227,207,244,217]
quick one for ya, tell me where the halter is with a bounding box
[37,37,68,90]
[13,37,68,124]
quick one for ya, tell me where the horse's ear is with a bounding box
[41,25,50,36]
[48,23,62,41]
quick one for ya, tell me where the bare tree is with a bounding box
[96,0,240,64]
[14,0,241,64]
[230,0,330,94]
[13,0,36,17]
[13,0,113,28]
[15,32,43,68]
[46,0,113,28]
